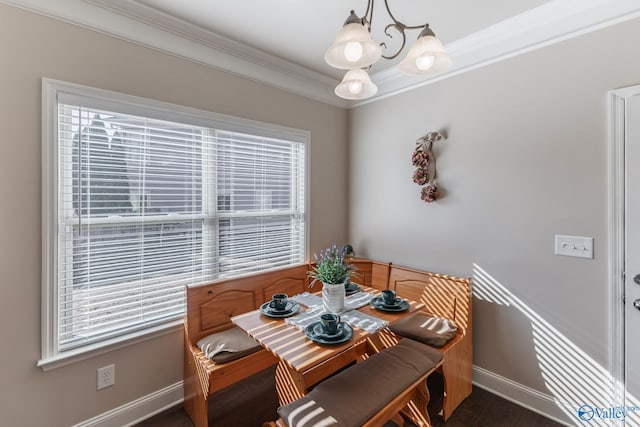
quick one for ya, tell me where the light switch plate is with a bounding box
[555,235,593,259]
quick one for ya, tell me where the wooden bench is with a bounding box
[347,259,472,420]
[184,264,310,427]
[383,264,472,421]
[266,338,444,427]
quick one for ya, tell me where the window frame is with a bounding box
[40,78,309,370]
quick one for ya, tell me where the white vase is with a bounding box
[322,282,345,313]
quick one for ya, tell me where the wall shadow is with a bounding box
[472,263,639,426]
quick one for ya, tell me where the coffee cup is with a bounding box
[381,289,397,305]
[320,313,340,335]
[270,293,288,311]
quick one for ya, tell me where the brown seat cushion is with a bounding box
[389,312,458,348]
[277,338,442,427]
[196,326,262,363]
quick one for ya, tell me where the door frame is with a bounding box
[609,84,640,411]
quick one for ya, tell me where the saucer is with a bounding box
[259,301,301,318]
[378,297,402,308]
[370,296,410,312]
[312,323,345,340]
[304,321,353,345]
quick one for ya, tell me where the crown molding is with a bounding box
[0,0,347,108]
[356,0,640,106]
[2,0,639,109]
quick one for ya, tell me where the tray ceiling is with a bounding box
[3,0,640,107]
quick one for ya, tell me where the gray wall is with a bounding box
[349,17,640,423]
[0,4,348,426]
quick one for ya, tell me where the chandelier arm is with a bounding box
[404,23,430,30]
[365,0,374,29]
[378,0,433,59]
[382,0,425,30]
[364,0,371,21]
[382,0,399,26]
[380,23,407,60]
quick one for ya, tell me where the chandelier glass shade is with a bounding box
[325,11,382,69]
[398,28,453,75]
[325,1,452,100]
[335,68,378,99]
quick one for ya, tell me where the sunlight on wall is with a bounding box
[472,263,640,426]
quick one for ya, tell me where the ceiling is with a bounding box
[4,0,640,106]
[131,0,551,80]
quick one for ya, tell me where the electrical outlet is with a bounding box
[97,364,115,390]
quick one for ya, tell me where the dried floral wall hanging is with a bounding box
[412,131,446,202]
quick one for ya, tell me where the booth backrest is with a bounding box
[348,258,391,290]
[185,264,310,344]
[371,261,391,290]
[388,265,472,333]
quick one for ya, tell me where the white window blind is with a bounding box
[215,131,305,277]
[51,89,306,355]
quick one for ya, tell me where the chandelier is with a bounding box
[325,0,452,100]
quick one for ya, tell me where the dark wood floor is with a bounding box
[429,387,563,427]
[137,369,563,427]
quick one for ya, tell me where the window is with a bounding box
[41,80,307,368]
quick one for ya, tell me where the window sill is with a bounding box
[37,319,184,371]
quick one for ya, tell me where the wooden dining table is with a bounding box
[231,286,423,405]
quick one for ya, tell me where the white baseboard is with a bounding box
[72,381,184,427]
[473,365,574,426]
